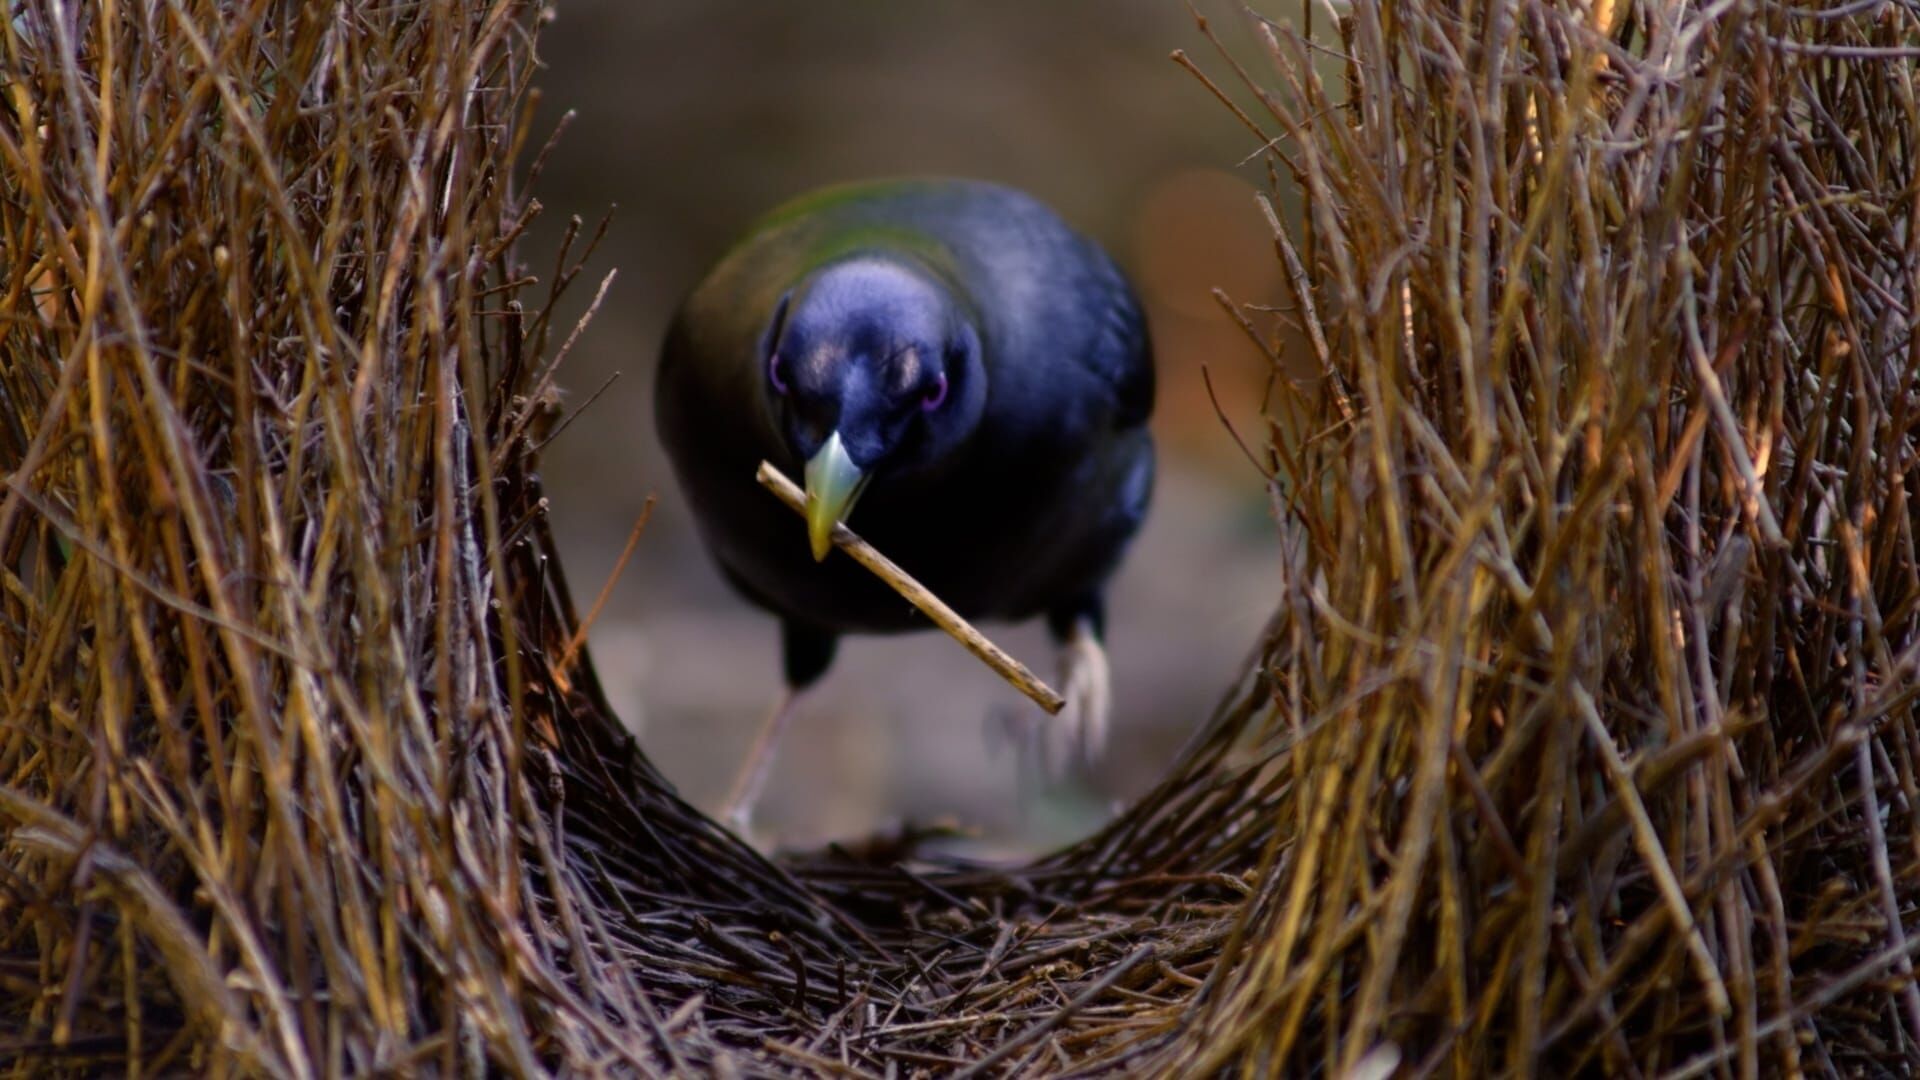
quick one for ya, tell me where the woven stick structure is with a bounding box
[2,0,1918,1075]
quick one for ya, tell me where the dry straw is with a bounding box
[1,0,1917,1075]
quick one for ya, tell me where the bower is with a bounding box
[3,1,1918,1075]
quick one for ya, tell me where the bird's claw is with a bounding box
[723,801,756,837]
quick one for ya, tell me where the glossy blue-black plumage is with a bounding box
[656,179,1154,687]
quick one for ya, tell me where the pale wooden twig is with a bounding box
[755,461,1066,715]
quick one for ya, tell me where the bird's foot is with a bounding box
[1047,618,1111,776]
[724,801,758,839]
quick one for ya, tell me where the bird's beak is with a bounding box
[804,431,870,561]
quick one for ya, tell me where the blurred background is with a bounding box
[531,1,1290,853]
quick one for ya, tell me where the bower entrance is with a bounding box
[4,1,1919,1076]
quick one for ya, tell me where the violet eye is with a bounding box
[768,352,789,395]
[921,370,949,412]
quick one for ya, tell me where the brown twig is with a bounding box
[558,496,654,672]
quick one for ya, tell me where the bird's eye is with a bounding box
[921,370,949,412]
[768,352,789,395]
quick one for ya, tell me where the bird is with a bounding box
[655,178,1154,830]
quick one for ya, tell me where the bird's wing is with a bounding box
[939,181,1154,433]
[1077,247,1155,431]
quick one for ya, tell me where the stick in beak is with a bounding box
[757,460,1066,715]
[803,431,870,561]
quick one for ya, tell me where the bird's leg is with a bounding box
[1049,614,1112,775]
[721,688,804,833]
[722,623,835,833]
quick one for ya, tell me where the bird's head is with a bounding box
[761,256,987,560]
